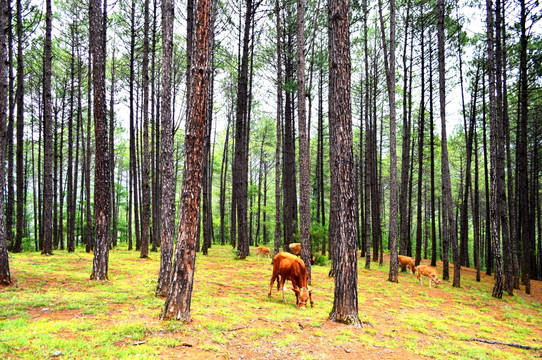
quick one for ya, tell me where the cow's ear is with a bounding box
[292,288,300,294]
[309,289,312,295]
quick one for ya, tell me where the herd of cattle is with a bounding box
[258,243,442,309]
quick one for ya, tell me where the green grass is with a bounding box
[1,245,540,359]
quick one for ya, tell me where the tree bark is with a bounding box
[297,0,311,282]
[518,0,530,294]
[161,0,211,321]
[274,0,282,256]
[156,0,175,297]
[377,0,398,283]
[90,0,111,280]
[438,0,460,287]
[328,0,361,326]
[486,0,504,297]
[14,0,24,253]
[41,0,53,255]
[0,0,11,285]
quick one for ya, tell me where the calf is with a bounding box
[288,243,316,265]
[268,252,313,309]
[416,265,442,288]
[256,246,271,261]
[398,255,416,274]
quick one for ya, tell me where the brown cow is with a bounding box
[416,265,442,288]
[256,246,271,261]
[268,252,313,309]
[398,255,416,274]
[288,243,316,265]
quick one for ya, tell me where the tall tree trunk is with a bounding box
[415,10,425,267]
[494,0,513,295]
[328,0,360,326]
[6,0,13,252]
[86,48,93,252]
[161,0,211,321]
[486,0,504,297]
[0,0,11,285]
[518,0,530,294]
[219,109,230,246]
[41,0,53,255]
[501,4,520,290]
[274,0,282,256]
[482,61,492,275]
[438,0,460,287]
[156,0,175,297]
[429,32,437,267]
[110,48,117,247]
[297,0,311,282]
[473,98,481,282]
[399,0,412,270]
[89,0,111,280]
[14,0,24,253]
[377,0,398,282]
[140,0,151,259]
[363,0,371,269]
[234,0,254,259]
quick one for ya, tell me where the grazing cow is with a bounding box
[268,252,313,309]
[398,255,416,274]
[416,265,442,288]
[256,247,271,261]
[288,243,316,265]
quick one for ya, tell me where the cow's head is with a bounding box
[433,278,442,287]
[293,287,313,309]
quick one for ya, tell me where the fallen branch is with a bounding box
[224,325,248,332]
[469,338,541,350]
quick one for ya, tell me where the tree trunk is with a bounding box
[486,0,504,297]
[518,0,530,294]
[274,0,282,256]
[233,0,253,259]
[89,0,111,281]
[399,0,412,271]
[140,0,151,259]
[14,0,24,253]
[415,8,425,267]
[377,0,398,282]
[297,0,311,282]
[328,0,361,326]
[438,0,460,287]
[0,0,11,285]
[110,48,117,248]
[41,0,54,255]
[156,0,175,297]
[161,0,211,321]
[363,0,371,269]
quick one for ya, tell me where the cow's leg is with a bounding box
[280,277,286,303]
[269,273,277,298]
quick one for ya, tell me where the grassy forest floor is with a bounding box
[1,245,541,359]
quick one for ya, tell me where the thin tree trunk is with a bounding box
[0,0,11,285]
[377,0,398,282]
[41,0,53,255]
[14,0,24,253]
[438,0,460,287]
[89,0,111,280]
[161,0,211,321]
[297,0,311,282]
[486,0,504,297]
[140,0,151,259]
[274,0,282,256]
[415,9,425,267]
[156,0,175,296]
[518,0,530,294]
